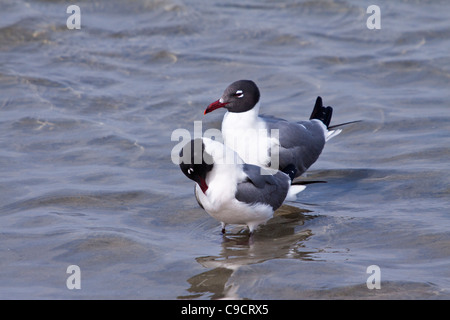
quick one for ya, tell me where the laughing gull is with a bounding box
[179,137,305,234]
[204,80,355,178]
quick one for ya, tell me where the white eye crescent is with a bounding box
[187,168,194,174]
[235,90,244,98]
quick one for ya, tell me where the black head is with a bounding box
[204,80,260,114]
[179,139,214,194]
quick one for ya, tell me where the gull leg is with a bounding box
[221,222,227,234]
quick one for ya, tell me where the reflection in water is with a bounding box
[180,205,317,299]
[2,0,449,299]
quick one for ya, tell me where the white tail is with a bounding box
[285,185,306,201]
[325,129,342,141]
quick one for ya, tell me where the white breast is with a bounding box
[200,138,246,205]
[195,137,275,231]
[195,184,274,230]
[222,103,276,168]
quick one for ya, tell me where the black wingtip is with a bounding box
[281,164,297,182]
[328,120,363,130]
[309,96,333,128]
[291,180,327,186]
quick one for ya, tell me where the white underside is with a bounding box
[198,138,275,232]
[195,184,274,232]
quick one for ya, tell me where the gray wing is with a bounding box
[235,163,290,211]
[262,115,326,176]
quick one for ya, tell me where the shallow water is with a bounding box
[0,0,449,299]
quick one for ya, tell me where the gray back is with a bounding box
[263,115,326,175]
[235,164,290,211]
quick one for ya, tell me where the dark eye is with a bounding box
[234,90,244,98]
[187,168,194,175]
